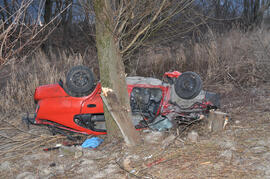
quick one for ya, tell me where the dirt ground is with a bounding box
[0,83,269,179]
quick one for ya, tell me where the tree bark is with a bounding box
[93,0,141,146]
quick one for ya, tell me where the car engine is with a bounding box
[130,87,162,122]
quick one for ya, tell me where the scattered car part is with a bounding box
[43,142,82,151]
[148,116,174,131]
[43,144,62,151]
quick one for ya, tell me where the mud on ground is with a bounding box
[0,83,269,179]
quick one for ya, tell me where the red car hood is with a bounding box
[34,84,68,101]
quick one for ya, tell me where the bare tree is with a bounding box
[0,0,36,64]
[91,0,197,146]
[0,0,71,65]
[94,0,141,146]
[243,0,270,27]
[3,0,12,25]
[44,0,52,24]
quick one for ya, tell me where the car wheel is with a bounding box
[174,71,202,99]
[66,66,95,97]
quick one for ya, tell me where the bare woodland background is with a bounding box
[1,0,270,116]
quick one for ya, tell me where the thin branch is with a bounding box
[113,0,124,34]
[120,0,167,54]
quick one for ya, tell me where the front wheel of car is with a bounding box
[66,65,95,97]
[174,71,202,99]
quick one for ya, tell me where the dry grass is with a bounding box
[130,29,270,88]
[0,49,98,118]
[196,29,270,86]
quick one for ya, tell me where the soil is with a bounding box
[0,83,269,179]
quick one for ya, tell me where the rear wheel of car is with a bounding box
[66,66,95,97]
[174,71,202,99]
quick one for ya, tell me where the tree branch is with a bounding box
[120,0,167,54]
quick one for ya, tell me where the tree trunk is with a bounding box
[93,0,141,146]
[63,0,73,47]
[215,0,220,19]
[44,0,52,24]
[243,0,249,24]
[253,0,260,26]
[3,0,12,25]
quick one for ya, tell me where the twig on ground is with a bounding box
[165,117,204,150]
[0,134,65,161]
[1,119,40,137]
[115,159,142,178]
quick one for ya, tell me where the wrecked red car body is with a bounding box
[24,66,220,135]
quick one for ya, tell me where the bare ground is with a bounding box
[0,83,269,179]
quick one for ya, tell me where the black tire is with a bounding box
[66,66,95,97]
[174,71,202,99]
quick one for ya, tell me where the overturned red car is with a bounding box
[23,66,220,135]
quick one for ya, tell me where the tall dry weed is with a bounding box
[204,29,270,87]
[0,50,97,118]
[131,29,270,88]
